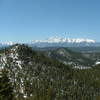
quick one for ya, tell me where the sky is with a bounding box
[0,0,100,42]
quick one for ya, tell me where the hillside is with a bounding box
[36,47,96,68]
[0,44,100,100]
[68,47,100,53]
[0,44,72,99]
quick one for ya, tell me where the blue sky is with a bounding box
[0,0,100,42]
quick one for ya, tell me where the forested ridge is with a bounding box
[0,44,100,100]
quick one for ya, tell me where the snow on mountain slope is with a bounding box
[1,41,14,45]
[0,41,14,47]
[29,36,97,47]
[0,45,22,69]
[0,36,97,48]
[0,44,32,97]
[32,36,96,43]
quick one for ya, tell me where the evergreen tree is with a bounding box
[0,69,13,100]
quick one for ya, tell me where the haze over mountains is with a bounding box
[0,37,100,67]
[0,36,100,48]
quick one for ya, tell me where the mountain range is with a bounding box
[1,36,100,48]
[32,36,96,43]
[29,36,98,47]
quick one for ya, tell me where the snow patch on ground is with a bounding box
[95,61,100,65]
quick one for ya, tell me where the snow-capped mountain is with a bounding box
[0,41,14,47]
[32,36,96,43]
[29,36,97,47]
[0,37,98,48]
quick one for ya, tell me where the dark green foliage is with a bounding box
[40,48,97,67]
[0,69,13,100]
[0,44,100,100]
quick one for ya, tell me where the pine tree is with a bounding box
[0,69,13,100]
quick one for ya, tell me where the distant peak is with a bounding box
[0,41,14,45]
[32,36,96,43]
[47,36,63,43]
[47,36,62,40]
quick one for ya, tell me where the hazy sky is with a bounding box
[0,0,100,42]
